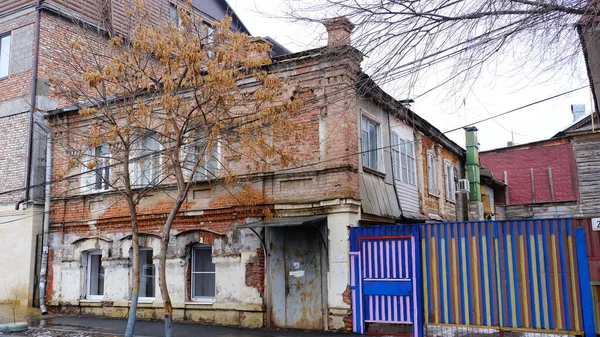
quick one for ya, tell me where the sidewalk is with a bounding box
[5,315,360,337]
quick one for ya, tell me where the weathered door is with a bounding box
[270,226,324,330]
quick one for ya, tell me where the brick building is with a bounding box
[0,0,250,308]
[43,18,466,332]
[0,0,468,332]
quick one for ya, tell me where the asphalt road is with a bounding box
[33,316,360,337]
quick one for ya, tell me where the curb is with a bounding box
[0,322,28,333]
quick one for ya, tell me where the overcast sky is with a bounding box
[228,0,593,151]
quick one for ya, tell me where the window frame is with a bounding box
[93,144,111,192]
[190,245,216,303]
[392,135,417,186]
[81,144,111,194]
[133,135,162,188]
[169,2,181,28]
[86,250,104,300]
[0,33,11,79]
[427,151,438,196]
[444,160,456,202]
[191,137,221,182]
[137,247,156,301]
[391,133,401,180]
[405,141,417,185]
[360,113,381,172]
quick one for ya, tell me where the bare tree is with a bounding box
[1,285,25,325]
[49,1,301,337]
[284,0,597,100]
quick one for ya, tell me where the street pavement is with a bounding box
[9,315,360,337]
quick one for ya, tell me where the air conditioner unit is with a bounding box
[457,179,470,193]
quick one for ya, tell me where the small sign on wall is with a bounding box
[592,218,600,231]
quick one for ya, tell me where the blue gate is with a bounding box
[350,220,596,337]
[350,225,422,336]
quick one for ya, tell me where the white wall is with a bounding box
[0,205,43,306]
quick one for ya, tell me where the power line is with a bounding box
[0,84,587,202]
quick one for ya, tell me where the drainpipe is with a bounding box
[464,127,484,220]
[16,0,41,210]
[39,130,51,314]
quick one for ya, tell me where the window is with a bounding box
[86,250,104,300]
[192,137,220,181]
[134,136,161,187]
[361,116,379,171]
[0,34,10,78]
[391,133,401,179]
[444,160,456,202]
[169,3,180,26]
[94,144,110,191]
[392,133,417,185]
[82,144,110,193]
[191,245,215,301]
[427,152,438,195]
[201,23,215,59]
[139,248,155,299]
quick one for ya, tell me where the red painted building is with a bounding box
[480,137,580,219]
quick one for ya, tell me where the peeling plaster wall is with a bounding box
[326,211,359,330]
[0,205,44,306]
[48,224,266,326]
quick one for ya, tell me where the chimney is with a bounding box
[323,16,354,47]
[571,104,586,122]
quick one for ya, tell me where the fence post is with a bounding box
[575,227,596,337]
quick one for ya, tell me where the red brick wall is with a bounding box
[480,140,579,205]
[0,114,29,203]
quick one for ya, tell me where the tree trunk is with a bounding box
[159,231,174,337]
[125,194,141,337]
[159,196,185,337]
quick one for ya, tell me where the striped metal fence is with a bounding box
[350,218,596,336]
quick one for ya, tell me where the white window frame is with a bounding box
[393,135,417,186]
[0,33,10,79]
[427,151,438,196]
[192,138,221,182]
[405,141,417,185]
[361,113,381,172]
[137,247,156,301]
[191,245,216,303]
[391,133,401,180]
[444,160,456,202]
[132,135,162,188]
[169,2,181,27]
[86,250,104,300]
[81,144,111,194]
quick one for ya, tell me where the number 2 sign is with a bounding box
[593,218,600,231]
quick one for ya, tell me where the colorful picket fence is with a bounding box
[350,218,597,336]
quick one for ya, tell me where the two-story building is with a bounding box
[43,15,467,332]
[0,0,252,308]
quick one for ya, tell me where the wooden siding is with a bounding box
[360,173,402,219]
[42,0,170,35]
[503,201,579,219]
[573,134,600,217]
[0,0,33,16]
